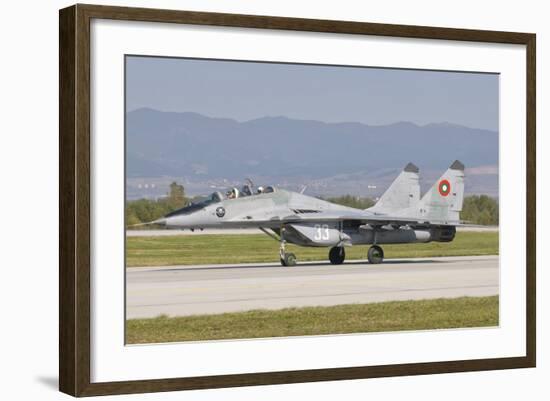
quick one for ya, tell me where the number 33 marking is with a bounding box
[314,224,329,240]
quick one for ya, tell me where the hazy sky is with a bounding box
[126,56,499,131]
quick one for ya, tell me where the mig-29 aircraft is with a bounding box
[150,161,465,266]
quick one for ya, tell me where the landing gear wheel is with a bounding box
[281,253,297,267]
[329,246,346,265]
[367,245,384,264]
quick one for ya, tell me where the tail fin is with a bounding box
[417,160,465,223]
[370,162,420,212]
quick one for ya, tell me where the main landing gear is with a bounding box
[279,227,297,266]
[367,245,384,264]
[273,226,384,266]
[329,246,345,265]
[329,245,383,265]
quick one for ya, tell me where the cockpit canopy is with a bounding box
[226,184,275,199]
[164,184,275,218]
[205,191,224,203]
[164,191,223,218]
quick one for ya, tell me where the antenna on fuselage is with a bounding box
[300,185,307,194]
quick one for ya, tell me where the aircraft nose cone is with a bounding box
[153,218,167,226]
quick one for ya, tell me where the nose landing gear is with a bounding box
[281,252,297,267]
[279,227,297,266]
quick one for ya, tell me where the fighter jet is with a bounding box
[151,161,465,266]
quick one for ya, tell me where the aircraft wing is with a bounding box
[226,210,459,227]
[286,210,424,225]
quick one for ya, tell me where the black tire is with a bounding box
[329,246,345,265]
[284,253,297,266]
[280,257,287,267]
[367,245,384,264]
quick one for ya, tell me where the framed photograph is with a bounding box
[59,4,536,397]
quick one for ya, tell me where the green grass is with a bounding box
[126,231,498,267]
[126,296,499,344]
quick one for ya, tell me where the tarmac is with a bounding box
[126,255,499,319]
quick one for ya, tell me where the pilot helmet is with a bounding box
[257,186,264,193]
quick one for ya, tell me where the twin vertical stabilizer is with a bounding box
[370,160,465,224]
[369,162,420,213]
[416,160,465,223]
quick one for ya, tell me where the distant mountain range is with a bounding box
[126,108,499,198]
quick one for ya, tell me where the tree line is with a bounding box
[460,195,499,226]
[126,182,187,227]
[126,183,498,227]
[323,195,375,209]
[328,194,498,225]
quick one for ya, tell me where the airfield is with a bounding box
[126,255,498,319]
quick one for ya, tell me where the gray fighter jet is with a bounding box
[152,161,465,266]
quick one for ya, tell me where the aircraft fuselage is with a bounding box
[156,189,455,247]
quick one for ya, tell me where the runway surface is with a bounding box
[126,255,499,319]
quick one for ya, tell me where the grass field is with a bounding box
[126,296,499,344]
[126,231,498,267]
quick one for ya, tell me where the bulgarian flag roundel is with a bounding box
[438,179,451,197]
